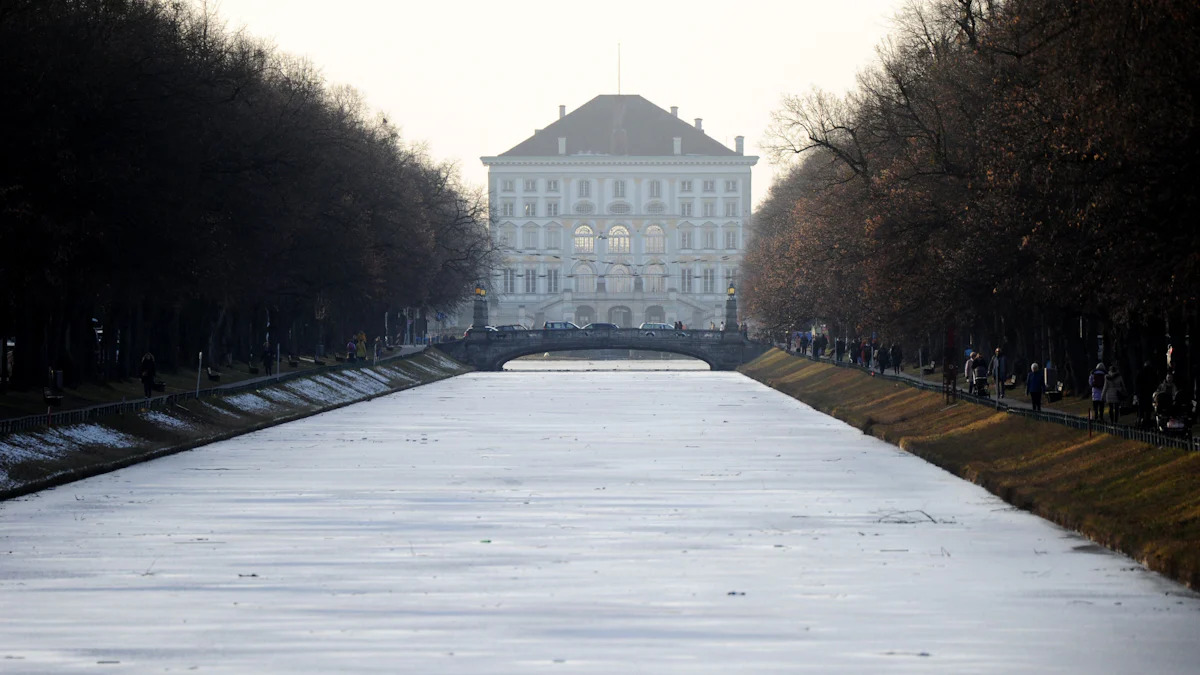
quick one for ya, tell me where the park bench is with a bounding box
[288,355,300,368]
[42,387,64,406]
[206,367,221,382]
[152,380,166,392]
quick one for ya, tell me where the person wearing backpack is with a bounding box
[1089,363,1107,420]
[1101,365,1128,424]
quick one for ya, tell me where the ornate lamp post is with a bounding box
[724,284,738,333]
[472,285,489,330]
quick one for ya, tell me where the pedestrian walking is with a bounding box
[1089,362,1107,420]
[890,343,902,374]
[1101,365,1127,424]
[877,345,890,373]
[139,352,156,399]
[1027,362,1045,411]
[356,336,368,362]
[262,341,273,376]
[346,339,356,363]
[835,337,845,363]
[989,347,1008,398]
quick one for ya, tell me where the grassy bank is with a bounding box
[0,350,471,500]
[739,348,1200,589]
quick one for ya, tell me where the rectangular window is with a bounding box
[547,268,560,293]
[681,267,694,293]
[725,231,738,249]
[703,230,716,249]
[649,180,661,198]
[703,180,715,192]
[702,202,715,217]
[546,201,559,217]
[680,201,693,217]
[524,201,537,217]
[546,179,559,192]
[725,180,737,193]
[725,201,738,217]
[523,229,538,249]
[502,180,514,192]
[680,230,693,249]
[703,268,716,294]
[501,201,514,217]
[503,269,517,294]
[613,180,626,198]
[680,180,693,192]
[578,180,590,198]
[524,179,537,192]
[524,269,537,294]
[646,235,665,254]
[547,228,561,249]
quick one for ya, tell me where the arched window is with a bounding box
[572,263,595,293]
[644,263,667,293]
[645,225,665,254]
[607,264,633,293]
[574,225,594,253]
[608,225,630,254]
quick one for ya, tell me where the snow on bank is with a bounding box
[0,353,463,493]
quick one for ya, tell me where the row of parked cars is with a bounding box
[463,322,681,337]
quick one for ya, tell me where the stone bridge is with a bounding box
[435,327,769,371]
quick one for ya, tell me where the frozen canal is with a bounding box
[2,366,1199,673]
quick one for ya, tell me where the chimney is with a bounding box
[558,137,566,155]
[670,106,678,117]
[735,136,744,155]
[673,137,682,155]
[559,104,566,119]
[694,118,703,131]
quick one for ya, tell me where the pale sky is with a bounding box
[213,0,905,205]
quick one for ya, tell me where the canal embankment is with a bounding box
[739,348,1200,590]
[0,349,471,500]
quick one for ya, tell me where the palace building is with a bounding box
[480,95,757,329]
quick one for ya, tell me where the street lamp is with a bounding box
[727,285,736,298]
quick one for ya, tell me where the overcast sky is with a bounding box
[213,0,905,205]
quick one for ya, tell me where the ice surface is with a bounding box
[0,366,1197,673]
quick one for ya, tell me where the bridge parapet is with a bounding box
[435,328,767,371]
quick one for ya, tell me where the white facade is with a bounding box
[481,98,757,329]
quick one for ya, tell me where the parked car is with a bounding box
[638,322,674,336]
[461,326,498,338]
[542,321,580,330]
[494,324,529,331]
[582,322,620,332]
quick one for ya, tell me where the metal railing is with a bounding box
[784,349,1198,452]
[0,348,426,437]
[475,327,730,344]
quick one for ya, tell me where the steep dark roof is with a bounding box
[499,95,737,157]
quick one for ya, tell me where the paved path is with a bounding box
[1,365,1197,673]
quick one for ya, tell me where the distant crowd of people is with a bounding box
[785,332,1192,433]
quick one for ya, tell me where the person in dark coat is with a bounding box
[262,341,274,376]
[139,352,156,399]
[1026,362,1045,411]
[989,347,1008,398]
[877,345,890,373]
[890,343,902,374]
[1135,361,1158,430]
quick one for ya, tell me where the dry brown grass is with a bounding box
[740,349,1200,589]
